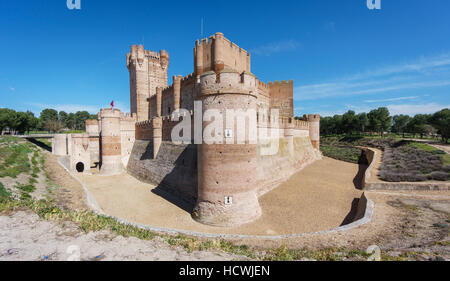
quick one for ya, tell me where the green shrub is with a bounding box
[0,182,11,198]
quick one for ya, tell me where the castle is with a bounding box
[53,33,322,227]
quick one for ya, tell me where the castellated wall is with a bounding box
[194,32,251,75]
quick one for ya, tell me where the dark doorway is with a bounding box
[76,162,84,173]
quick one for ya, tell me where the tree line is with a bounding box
[0,107,97,134]
[317,107,450,143]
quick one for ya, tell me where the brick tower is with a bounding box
[127,45,169,122]
[99,108,123,175]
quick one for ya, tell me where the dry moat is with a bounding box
[73,156,362,236]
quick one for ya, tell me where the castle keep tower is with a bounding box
[194,32,251,75]
[99,108,123,175]
[192,70,261,227]
[127,45,169,122]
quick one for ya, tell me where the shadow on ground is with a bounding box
[27,138,51,152]
[340,198,360,226]
[353,150,369,190]
[151,186,195,214]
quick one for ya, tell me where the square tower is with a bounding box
[127,45,169,122]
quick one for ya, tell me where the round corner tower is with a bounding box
[306,114,320,150]
[99,108,123,175]
[192,69,261,227]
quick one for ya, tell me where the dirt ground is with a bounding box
[44,152,88,211]
[76,157,363,236]
[0,211,245,261]
[239,190,450,259]
[2,144,449,260]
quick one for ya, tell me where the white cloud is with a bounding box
[251,40,300,56]
[9,86,15,91]
[363,96,419,103]
[294,52,450,101]
[386,103,450,116]
[315,110,346,117]
[336,103,449,116]
[345,53,450,81]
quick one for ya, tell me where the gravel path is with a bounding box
[0,211,246,261]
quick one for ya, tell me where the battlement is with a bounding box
[257,79,269,89]
[181,73,195,83]
[268,80,294,86]
[303,114,321,122]
[136,119,152,128]
[100,108,122,118]
[127,45,169,68]
[294,120,309,129]
[85,119,99,126]
[257,114,309,130]
[120,112,137,122]
[199,69,258,97]
[194,32,251,75]
[195,33,251,57]
[161,84,174,94]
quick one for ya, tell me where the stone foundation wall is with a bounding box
[127,140,198,203]
[257,134,322,196]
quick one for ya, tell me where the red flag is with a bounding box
[110,100,114,109]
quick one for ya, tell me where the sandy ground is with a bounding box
[44,153,88,211]
[77,157,362,236]
[430,143,450,154]
[368,147,385,183]
[0,211,246,261]
[237,190,450,260]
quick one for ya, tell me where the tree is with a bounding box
[12,111,29,133]
[367,107,391,137]
[74,111,91,130]
[406,114,429,138]
[0,108,15,133]
[341,110,359,135]
[429,108,450,143]
[58,111,68,128]
[65,113,76,129]
[43,120,64,133]
[320,116,333,135]
[25,111,39,133]
[40,109,58,130]
[357,113,369,134]
[392,114,411,137]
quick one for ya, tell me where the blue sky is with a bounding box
[1,0,449,117]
